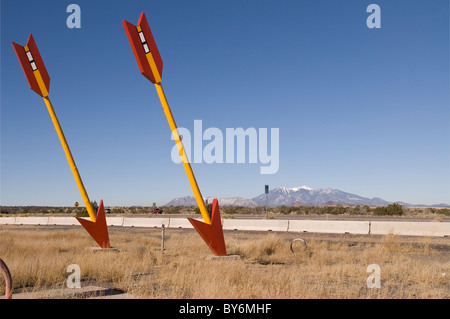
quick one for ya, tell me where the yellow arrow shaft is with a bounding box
[43,96,96,222]
[154,83,211,224]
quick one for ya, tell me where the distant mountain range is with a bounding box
[165,196,258,207]
[164,186,450,208]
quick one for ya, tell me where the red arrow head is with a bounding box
[188,199,227,256]
[12,34,50,97]
[122,12,163,84]
[76,200,111,249]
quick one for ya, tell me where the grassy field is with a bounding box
[0,225,449,298]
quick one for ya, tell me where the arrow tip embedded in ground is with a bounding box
[76,200,111,249]
[188,198,227,256]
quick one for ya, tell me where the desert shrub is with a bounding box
[194,203,212,215]
[373,203,403,216]
[386,203,403,215]
[373,206,387,215]
[331,206,347,215]
[112,208,125,214]
[76,201,98,217]
[76,209,90,217]
[164,206,186,214]
[277,205,298,215]
[222,206,239,215]
[352,205,370,215]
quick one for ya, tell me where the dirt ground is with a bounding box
[0,225,449,299]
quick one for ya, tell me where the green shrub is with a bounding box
[194,203,212,215]
[75,201,98,217]
[386,203,403,216]
[76,209,90,217]
[373,203,403,216]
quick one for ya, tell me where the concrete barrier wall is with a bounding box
[167,218,196,229]
[15,217,49,225]
[122,217,169,228]
[48,217,78,226]
[370,221,450,237]
[288,220,370,235]
[223,219,289,232]
[1,216,448,237]
[106,217,124,227]
[0,217,17,225]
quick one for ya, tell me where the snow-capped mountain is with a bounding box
[164,186,449,207]
[251,186,390,206]
[164,196,198,206]
[164,196,258,207]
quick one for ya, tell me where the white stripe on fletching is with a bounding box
[26,51,34,62]
[138,31,146,44]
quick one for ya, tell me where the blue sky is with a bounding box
[1,0,449,207]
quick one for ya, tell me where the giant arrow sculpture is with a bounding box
[12,34,110,249]
[123,12,227,256]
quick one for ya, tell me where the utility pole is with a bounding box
[265,185,269,219]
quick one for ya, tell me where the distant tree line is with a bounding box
[270,203,450,216]
[1,203,449,216]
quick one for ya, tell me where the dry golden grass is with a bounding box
[0,225,449,298]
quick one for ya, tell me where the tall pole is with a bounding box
[266,194,268,219]
[154,83,211,224]
[265,185,269,219]
[43,96,96,221]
